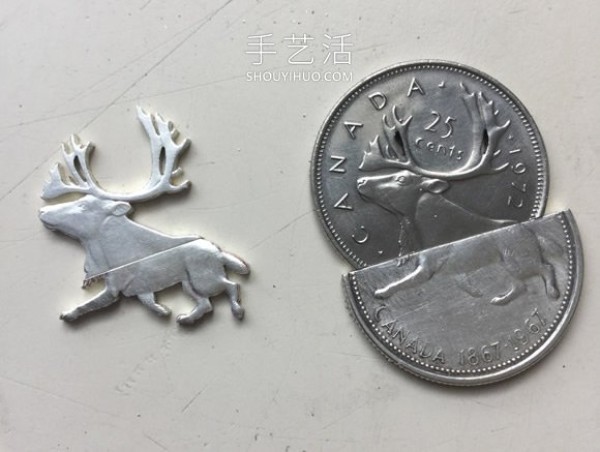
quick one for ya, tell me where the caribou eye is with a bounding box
[394,175,408,185]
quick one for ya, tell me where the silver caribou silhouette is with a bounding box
[356,90,558,303]
[39,108,249,324]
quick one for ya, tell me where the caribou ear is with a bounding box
[422,178,449,194]
[110,201,132,216]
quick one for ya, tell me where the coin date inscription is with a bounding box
[457,308,548,367]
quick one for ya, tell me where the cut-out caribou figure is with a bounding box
[39,108,249,324]
[356,89,559,304]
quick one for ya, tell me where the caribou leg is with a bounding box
[60,288,119,321]
[224,280,244,320]
[490,279,526,305]
[137,292,170,317]
[178,280,213,325]
[456,273,484,298]
[541,263,559,298]
[375,259,436,299]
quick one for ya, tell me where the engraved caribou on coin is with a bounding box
[313,61,582,385]
[356,88,558,303]
[39,108,249,324]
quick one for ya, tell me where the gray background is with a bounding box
[1,1,598,451]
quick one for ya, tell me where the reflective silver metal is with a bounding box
[343,211,582,385]
[312,61,548,268]
[39,108,249,324]
[311,61,583,385]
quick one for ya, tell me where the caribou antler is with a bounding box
[42,107,191,201]
[359,89,510,180]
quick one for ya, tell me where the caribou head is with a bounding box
[356,87,513,253]
[39,108,196,284]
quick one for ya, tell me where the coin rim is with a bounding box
[342,210,583,386]
[310,59,550,269]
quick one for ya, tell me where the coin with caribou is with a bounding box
[312,61,583,385]
[312,61,548,268]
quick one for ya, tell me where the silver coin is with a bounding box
[343,211,582,386]
[311,61,548,268]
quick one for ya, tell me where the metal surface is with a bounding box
[312,61,583,386]
[312,61,548,268]
[343,211,583,385]
[39,108,250,324]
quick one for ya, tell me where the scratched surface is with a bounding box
[0,0,599,451]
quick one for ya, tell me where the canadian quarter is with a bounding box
[311,61,548,268]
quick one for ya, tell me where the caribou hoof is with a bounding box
[176,314,195,326]
[154,305,171,317]
[60,310,79,322]
[232,305,245,320]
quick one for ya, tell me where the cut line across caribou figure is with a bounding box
[39,107,249,325]
[356,86,559,303]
